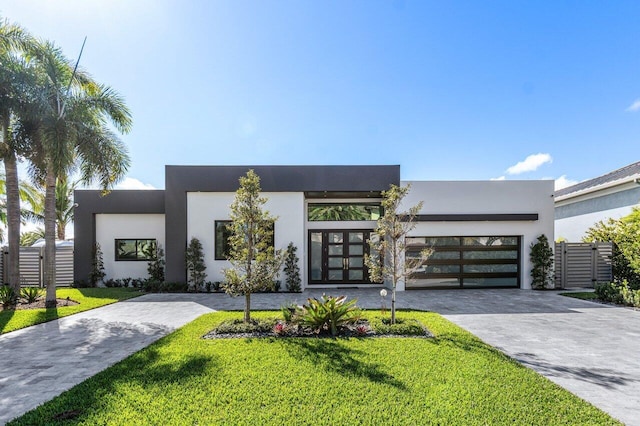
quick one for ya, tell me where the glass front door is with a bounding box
[308,230,374,284]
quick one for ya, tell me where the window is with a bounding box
[405,236,520,289]
[308,203,382,221]
[115,239,156,261]
[215,220,275,260]
[215,221,233,260]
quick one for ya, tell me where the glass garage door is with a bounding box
[405,236,520,289]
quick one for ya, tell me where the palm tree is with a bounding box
[54,177,75,240]
[0,171,43,242]
[0,18,37,293]
[23,177,76,241]
[26,41,131,307]
[19,227,44,246]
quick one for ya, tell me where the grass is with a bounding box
[10,310,619,425]
[0,288,143,335]
[561,291,599,301]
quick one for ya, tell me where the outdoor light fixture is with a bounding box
[380,289,387,315]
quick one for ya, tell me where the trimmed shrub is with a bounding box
[369,317,428,336]
[144,243,165,284]
[283,243,301,292]
[186,237,207,292]
[213,318,277,334]
[530,234,554,289]
[88,243,105,287]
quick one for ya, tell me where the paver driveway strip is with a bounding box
[1,289,638,425]
[0,296,214,425]
[412,290,640,426]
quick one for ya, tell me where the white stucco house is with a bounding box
[555,161,640,242]
[74,165,554,291]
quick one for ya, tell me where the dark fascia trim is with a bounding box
[74,190,165,282]
[414,213,539,222]
[165,165,400,192]
[164,165,400,282]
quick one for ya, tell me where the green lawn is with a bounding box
[0,288,142,335]
[561,291,599,301]
[10,310,619,425]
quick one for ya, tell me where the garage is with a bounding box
[405,236,521,289]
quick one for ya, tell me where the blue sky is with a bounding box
[2,0,640,190]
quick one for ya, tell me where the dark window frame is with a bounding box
[307,203,383,221]
[215,220,275,261]
[307,229,377,285]
[115,238,157,262]
[406,235,521,289]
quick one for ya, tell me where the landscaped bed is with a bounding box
[9,310,619,425]
[0,287,143,335]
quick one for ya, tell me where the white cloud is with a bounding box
[490,176,506,181]
[115,177,156,190]
[626,99,640,112]
[554,175,578,190]
[506,153,552,175]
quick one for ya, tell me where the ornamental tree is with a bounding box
[529,234,554,289]
[365,184,432,324]
[223,170,284,322]
[283,242,301,292]
[186,237,207,291]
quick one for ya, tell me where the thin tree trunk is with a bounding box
[2,116,21,294]
[244,292,251,322]
[391,287,396,324]
[44,165,57,307]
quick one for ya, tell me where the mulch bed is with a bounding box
[0,298,79,311]
[203,320,433,340]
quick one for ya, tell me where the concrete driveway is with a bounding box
[1,289,638,425]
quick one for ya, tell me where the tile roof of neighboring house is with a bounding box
[555,161,640,198]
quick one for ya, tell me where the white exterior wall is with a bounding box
[400,180,555,290]
[187,192,305,284]
[95,214,165,280]
[555,205,635,242]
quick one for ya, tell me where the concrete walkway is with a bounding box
[1,289,639,425]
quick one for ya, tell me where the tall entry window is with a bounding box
[308,230,375,284]
[406,236,520,289]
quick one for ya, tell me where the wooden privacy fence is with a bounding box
[554,242,612,289]
[1,246,74,287]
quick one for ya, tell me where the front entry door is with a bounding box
[309,230,374,284]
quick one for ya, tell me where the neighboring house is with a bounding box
[555,161,640,242]
[74,165,554,291]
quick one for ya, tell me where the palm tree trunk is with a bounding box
[56,175,67,240]
[1,117,21,294]
[44,165,57,307]
[56,221,65,241]
[4,153,21,294]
